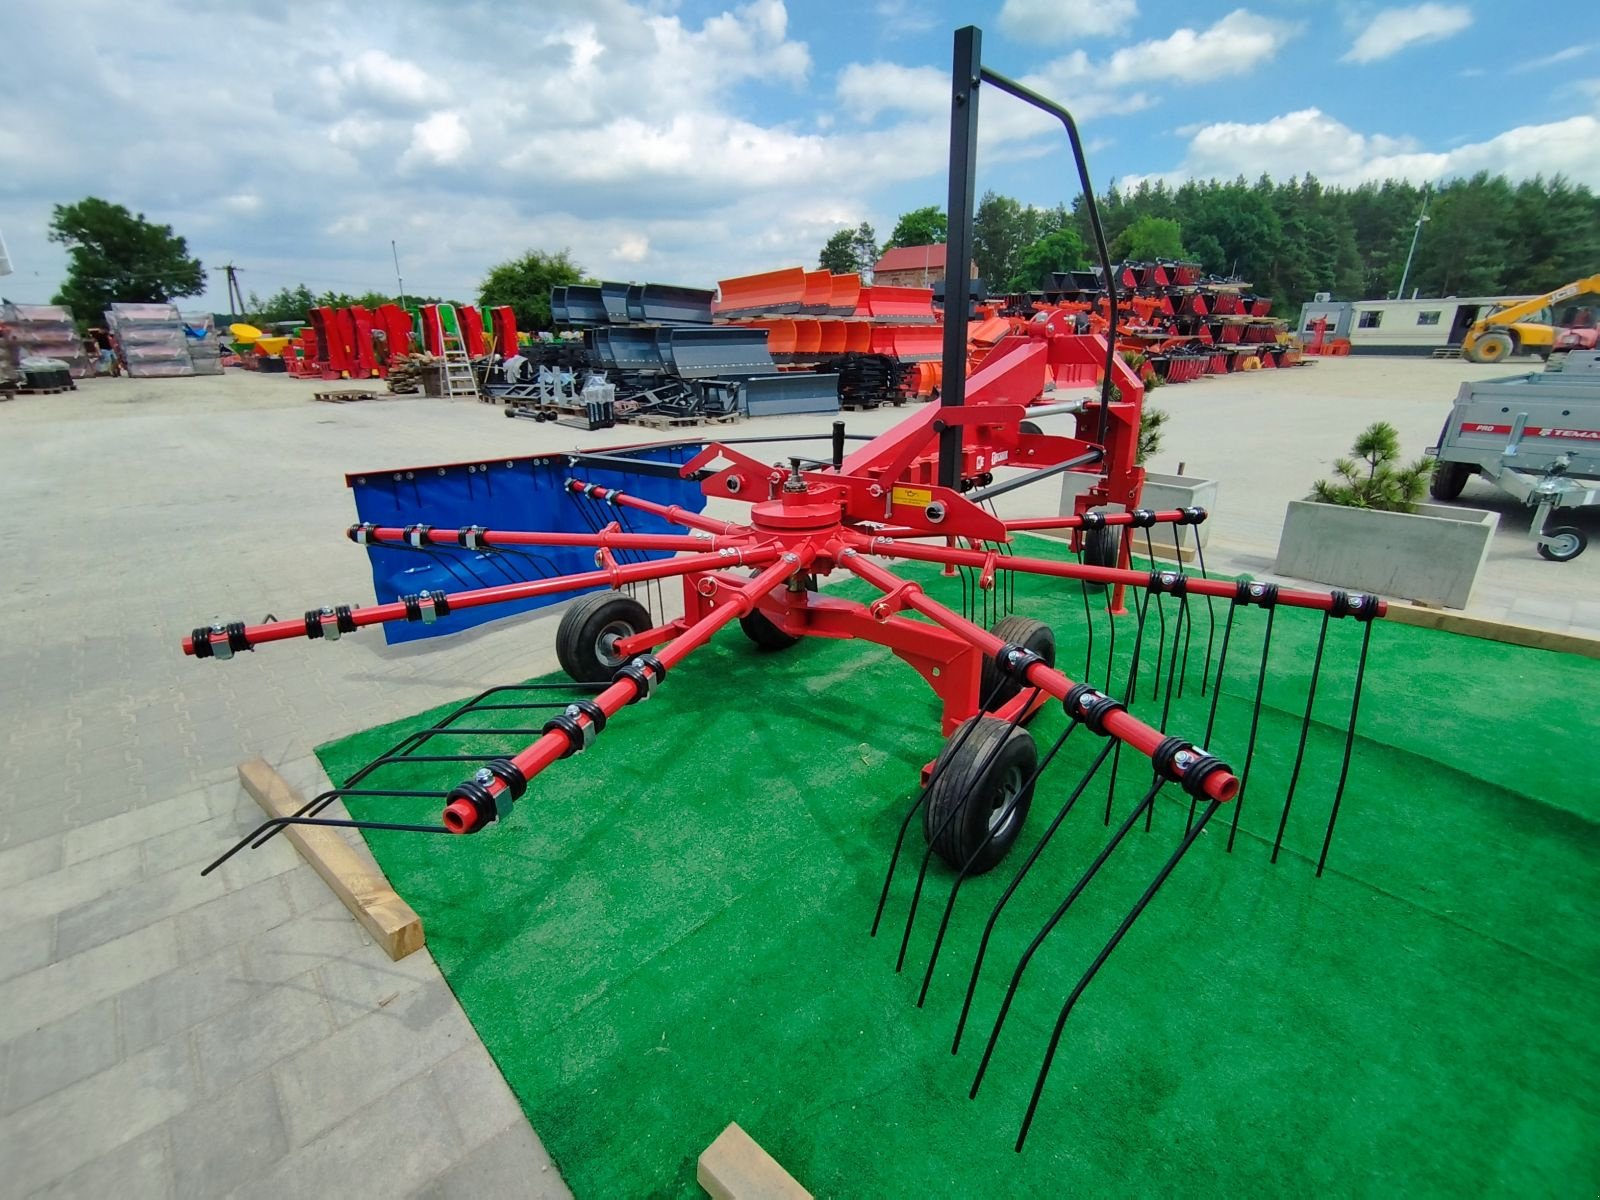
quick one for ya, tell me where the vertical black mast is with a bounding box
[938,25,981,491]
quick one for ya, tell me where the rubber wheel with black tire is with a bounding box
[1468,330,1515,364]
[923,716,1038,874]
[1019,419,1042,435]
[738,571,813,651]
[555,592,652,682]
[1429,460,1470,501]
[1080,522,1121,592]
[1537,526,1587,562]
[979,615,1056,711]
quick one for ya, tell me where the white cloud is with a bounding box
[1343,3,1473,64]
[999,0,1138,41]
[1126,105,1600,189]
[1104,10,1299,84]
[613,234,650,263]
[402,111,471,168]
[320,49,448,110]
[836,62,946,121]
[221,194,262,215]
[1511,43,1596,72]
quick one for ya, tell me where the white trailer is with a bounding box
[1299,294,1532,355]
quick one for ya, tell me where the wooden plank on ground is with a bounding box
[1385,603,1600,659]
[237,757,425,960]
[697,1123,811,1200]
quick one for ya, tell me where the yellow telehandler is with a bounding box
[1462,274,1600,362]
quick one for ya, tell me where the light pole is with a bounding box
[1396,186,1430,300]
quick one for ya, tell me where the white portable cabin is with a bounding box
[1297,294,1531,354]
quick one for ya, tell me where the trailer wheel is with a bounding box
[556,592,652,682]
[1429,460,1471,501]
[1537,526,1587,562]
[738,571,813,651]
[924,717,1038,874]
[1468,331,1515,363]
[979,616,1056,711]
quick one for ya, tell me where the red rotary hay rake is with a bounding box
[183,25,1385,1150]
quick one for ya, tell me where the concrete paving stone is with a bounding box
[60,786,219,867]
[169,1071,288,1200]
[138,803,296,877]
[428,1044,529,1155]
[0,921,179,1043]
[317,942,440,1026]
[412,1122,572,1200]
[173,872,297,963]
[280,859,345,915]
[0,913,55,984]
[0,798,81,852]
[0,843,144,924]
[119,945,268,1055]
[273,977,474,1147]
[232,1072,463,1200]
[0,1036,195,1196]
[29,1126,174,1200]
[2,996,119,1115]
[241,900,374,985]
[53,860,232,960]
[191,970,335,1098]
[0,835,62,890]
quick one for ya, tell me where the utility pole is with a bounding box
[213,263,245,318]
[392,241,409,310]
[1396,186,1430,300]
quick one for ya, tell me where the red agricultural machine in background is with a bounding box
[183,25,1385,1149]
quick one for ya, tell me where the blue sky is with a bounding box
[1,1,1596,311]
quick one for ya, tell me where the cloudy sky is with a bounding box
[1,0,1596,310]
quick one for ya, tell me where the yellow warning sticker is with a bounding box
[891,486,933,508]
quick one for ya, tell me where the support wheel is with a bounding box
[738,571,813,651]
[1468,331,1515,363]
[1429,460,1470,501]
[1019,419,1042,435]
[556,592,652,681]
[924,717,1038,874]
[979,616,1056,711]
[1080,522,1121,591]
[1537,526,1587,562]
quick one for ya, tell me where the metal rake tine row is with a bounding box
[1317,617,1374,876]
[203,791,453,875]
[1269,610,1331,864]
[951,740,1117,1054]
[1014,796,1225,1153]
[915,719,1084,1008]
[1191,531,1218,697]
[1103,587,1152,825]
[1226,602,1277,853]
[895,688,1043,974]
[1148,589,1191,834]
[870,676,1012,937]
[969,778,1167,1095]
[1142,528,1168,703]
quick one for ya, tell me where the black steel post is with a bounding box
[832,420,846,471]
[938,25,981,492]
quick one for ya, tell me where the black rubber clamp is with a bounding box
[1148,570,1188,597]
[445,779,497,833]
[1235,580,1278,608]
[1080,510,1106,529]
[335,604,356,632]
[226,622,250,653]
[1152,735,1232,799]
[482,757,527,802]
[457,525,487,549]
[1178,506,1208,525]
[993,643,1043,683]
[347,522,378,544]
[1130,508,1158,528]
[403,524,432,548]
[303,610,323,640]
[613,653,668,703]
[1329,589,1379,622]
[191,627,215,658]
[1063,682,1126,736]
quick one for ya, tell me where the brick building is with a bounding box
[871,244,977,288]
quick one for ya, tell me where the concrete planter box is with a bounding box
[1053,470,1219,561]
[1273,500,1497,609]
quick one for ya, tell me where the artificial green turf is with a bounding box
[318,543,1600,1197]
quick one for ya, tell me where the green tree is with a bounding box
[973,191,1026,290]
[819,228,858,274]
[48,197,205,323]
[1008,227,1089,291]
[479,249,584,331]
[852,222,879,278]
[1111,215,1186,262]
[1310,422,1431,514]
[885,205,947,249]
[246,283,317,325]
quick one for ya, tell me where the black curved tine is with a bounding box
[957,557,971,622]
[205,808,454,875]
[1193,532,1218,696]
[1142,528,1166,702]
[970,779,1164,1097]
[1147,591,1190,833]
[871,676,1010,936]
[896,688,1040,973]
[1226,604,1277,853]
[1073,543,1094,683]
[1270,611,1332,863]
[1317,618,1374,876]
[952,741,1116,1054]
[1102,572,1117,694]
[917,721,1082,1007]
[249,793,454,851]
[1015,797,1223,1152]
[1175,580,1195,700]
[1104,588,1152,824]
[1189,598,1241,834]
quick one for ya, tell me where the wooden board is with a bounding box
[237,757,425,959]
[1385,603,1600,659]
[697,1123,811,1200]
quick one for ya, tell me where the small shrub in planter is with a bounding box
[1308,421,1432,513]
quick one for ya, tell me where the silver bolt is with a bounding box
[783,552,798,563]
[841,548,857,558]
[474,768,493,785]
